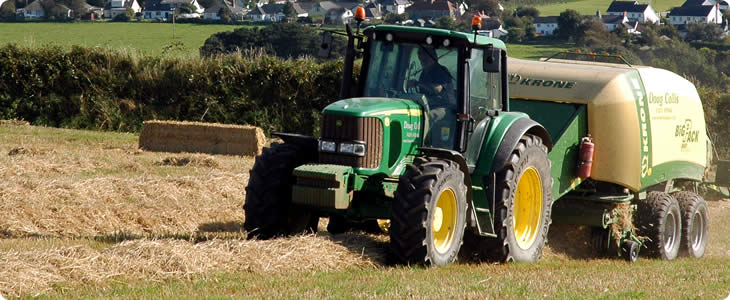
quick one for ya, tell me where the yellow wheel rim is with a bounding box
[433,188,457,254]
[514,167,543,250]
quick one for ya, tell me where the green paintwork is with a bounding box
[323,97,422,118]
[470,112,529,174]
[365,25,507,49]
[292,164,353,209]
[510,101,588,199]
[324,97,423,178]
[642,161,705,187]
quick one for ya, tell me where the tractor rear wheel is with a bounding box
[389,157,467,266]
[674,191,709,258]
[636,191,681,260]
[492,134,553,263]
[243,143,318,239]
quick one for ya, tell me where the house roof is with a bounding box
[533,16,558,23]
[316,1,340,10]
[337,2,360,10]
[602,14,625,24]
[482,18,501,30]
[105,0,137,9]
[259,3,283,14]
[681,0,714,7]
[24,0,42,11]
[204,0,245,14]
[245,5,265,15]
[406,0,456,12]
[144,0,172,11]
[607,1,648,13]
[669,5,714,16]
[292,3,307,14]
[380,0,409,6]
[297,2,314,10]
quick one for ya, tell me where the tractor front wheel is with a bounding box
[492,134,553,263]
[389,157,468,266]
[243,143,318,239]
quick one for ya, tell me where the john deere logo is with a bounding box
[336,120,343,127]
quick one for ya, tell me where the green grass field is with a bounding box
[0,22,576,59]
[534,0,687,16]
[0,22,243,57]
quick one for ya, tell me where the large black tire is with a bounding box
[389,157,468,266]
[491,134,553,263]
[243,143,318,239]
[674,191,709,258]
[636,191,681,260]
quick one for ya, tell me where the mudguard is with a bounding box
[489,118,552,174]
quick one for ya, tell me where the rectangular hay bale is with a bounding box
[139,120,265,156]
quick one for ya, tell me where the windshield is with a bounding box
[363,40,458,101]
[363,40,460,149]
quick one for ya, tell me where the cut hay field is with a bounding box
[1,121,729,298]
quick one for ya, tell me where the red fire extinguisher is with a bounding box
[577,134,594,179]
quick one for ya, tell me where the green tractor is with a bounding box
[244,23,715,265]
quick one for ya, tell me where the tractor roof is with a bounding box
[363,25,506,50]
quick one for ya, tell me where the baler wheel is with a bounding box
[389,157,467,266]
[492,134,553,263]
[243,143,318,239]
[636,191,681,260]
[673,191,709,258]
[621,240,640,262]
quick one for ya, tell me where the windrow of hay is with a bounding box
[139,121,266,156]
[0,173,247,237]
[156,154,220,168]
[0,234,386,298]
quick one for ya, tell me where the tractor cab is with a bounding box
[334,24,509,153]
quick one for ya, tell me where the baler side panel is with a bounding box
[511,100,588,199]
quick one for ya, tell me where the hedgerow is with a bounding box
[0,44,355,135]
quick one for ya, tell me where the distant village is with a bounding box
[2,0,730,40]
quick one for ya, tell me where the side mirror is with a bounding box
[318,31,333,58]
[483,48,501,73]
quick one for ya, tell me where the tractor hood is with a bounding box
[323,97,423,118]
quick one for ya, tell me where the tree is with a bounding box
[200,23,347,58]
[112,6,134,21]
[71,0,88,19]
[469,0,501,17]
[434,15,457,30]
[555,9,583,40]
[514,6,538,18]
[383,12,407,24]
[686,23,725,43]
[179,2,198,13]
[218,6,232,23]
[0,0,16,20]
[282,1,295,19]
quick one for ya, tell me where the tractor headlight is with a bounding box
[319,140,337,153]
[339,142,367,156]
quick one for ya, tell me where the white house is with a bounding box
[104,0,142,18]
[606,1,659,24]
[22,0,44,18]
[144,0,203,20]
[597,11,630,31]
[325,7,353,24]
[669,4,722,24]
[308,1,339,16]
[533,16,558,35]
[381,0,410,15]
[203,0,246,20]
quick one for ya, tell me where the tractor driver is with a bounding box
[407,46,457,148]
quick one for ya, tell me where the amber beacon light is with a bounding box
[472,15,482,30]
[355,7,366,22]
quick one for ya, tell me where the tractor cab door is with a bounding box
[464,47,504,165]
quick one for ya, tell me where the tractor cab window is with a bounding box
[468,48,501,124]
[363,40,459,149]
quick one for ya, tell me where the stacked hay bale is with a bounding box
[139,121,266,156]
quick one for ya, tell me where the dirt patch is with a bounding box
[0,119,30,127]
